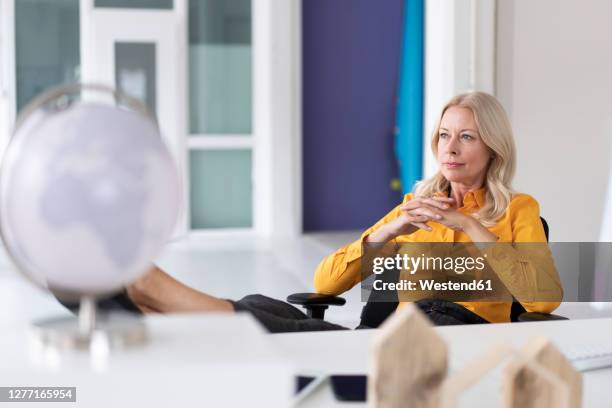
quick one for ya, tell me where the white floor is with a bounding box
[2,231,612,331]
[0,232,366,330]
[155,231,366,327]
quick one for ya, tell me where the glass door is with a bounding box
[80,0,188,234]
[2,0,301,237]
[83,0,255,234]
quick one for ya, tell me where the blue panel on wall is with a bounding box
[303,0,405,231]
[395,0,424,195]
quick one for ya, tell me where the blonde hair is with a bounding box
[414,92,516,226]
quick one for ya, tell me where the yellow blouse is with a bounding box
[313,189,564,323]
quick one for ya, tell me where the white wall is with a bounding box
[424,0,496,178]
[496,0,612,242]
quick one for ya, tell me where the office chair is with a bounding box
[287,217,567,326]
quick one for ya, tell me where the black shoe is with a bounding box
[54,289,142,315]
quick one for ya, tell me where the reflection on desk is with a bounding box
[272,318,612,407]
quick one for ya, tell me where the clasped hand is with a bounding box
[384,197,474,238]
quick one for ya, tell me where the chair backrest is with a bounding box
[359,217,550,327]
[540,216,549,241]
[359,267,400,328]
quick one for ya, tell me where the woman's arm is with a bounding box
[313,201,406,295]
[483,195,563,312]
[427,194,563,313]
[313,240,368,295]
[313,194,453,295]
[467,195,563,312]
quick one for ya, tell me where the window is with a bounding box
[15,0,79,112]
[94,0,173,10]
[3,0,300,237]
[188,0,253,230]
[115,42,157,116]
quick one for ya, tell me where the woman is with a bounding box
[123,91,564,331]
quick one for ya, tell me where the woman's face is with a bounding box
[437,106,492,186]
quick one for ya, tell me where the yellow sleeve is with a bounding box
[313,193,413,295]
[482,194,563,313]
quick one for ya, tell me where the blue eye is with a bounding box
[461,134,474,141]
[439,133,448,139]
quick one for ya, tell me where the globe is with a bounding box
[0,85,180,297]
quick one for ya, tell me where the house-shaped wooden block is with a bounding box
[440,340,575,408]
[503,337,582,408]
[369,304,448,408]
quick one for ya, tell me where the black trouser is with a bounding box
[56,292,489,334]
[230,295,489,334]
[229,294,350,333]
[55,291,351,332]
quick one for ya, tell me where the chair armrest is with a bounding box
[516,312,569,322]
[286,293,346,319]
[287,293,346,306]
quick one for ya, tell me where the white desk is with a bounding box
[272,318,612,407]
[2,311,611,407]
[0,314,292,407]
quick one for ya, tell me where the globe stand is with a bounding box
[0,84,177,353]
[31,296,147,351]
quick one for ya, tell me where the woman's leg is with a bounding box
[127,266,347,333]
[127,265,234,314]
[127,265,349,333]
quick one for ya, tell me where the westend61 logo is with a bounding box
[372,253,487,275]
[369,253,495,295]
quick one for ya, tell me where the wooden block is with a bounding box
[441,337,580,408]
[509,337,582,408]
[369,303,448,408]
[503,339,573,408]
[440,343,515,408]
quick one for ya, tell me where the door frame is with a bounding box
[0,0,16,158]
